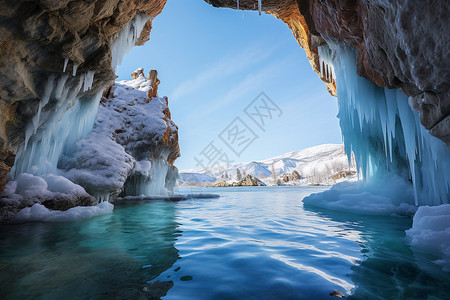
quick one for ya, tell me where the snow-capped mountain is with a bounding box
[178,144,356,186]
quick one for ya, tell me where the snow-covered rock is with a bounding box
[0,173,96,223]
[59,69,180,200]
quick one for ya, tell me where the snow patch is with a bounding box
[13,202,113,223]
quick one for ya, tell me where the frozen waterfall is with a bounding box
[320,43,450,206]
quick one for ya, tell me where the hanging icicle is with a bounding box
[237,0,239,10]
[258,0,262,15]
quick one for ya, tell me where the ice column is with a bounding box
[123,159,172,196]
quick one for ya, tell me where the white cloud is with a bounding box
[171,42,278,100]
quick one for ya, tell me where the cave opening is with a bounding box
[116,0,343,173]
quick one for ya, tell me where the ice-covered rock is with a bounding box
[0,173,96,223]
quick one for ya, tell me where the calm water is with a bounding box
[0,186,448,299]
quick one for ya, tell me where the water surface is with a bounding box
[0,186,448,299]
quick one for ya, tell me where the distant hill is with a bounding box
[177,144,356,187]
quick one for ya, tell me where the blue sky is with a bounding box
[117,0,342,170]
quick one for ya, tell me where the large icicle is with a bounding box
[111,14,150,71]
[321,43,450,205]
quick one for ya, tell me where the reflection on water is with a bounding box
[0,186,448,299]
[304,207,450,299]
[0,201,180,299]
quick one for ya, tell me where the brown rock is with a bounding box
[148,69,160,98]
[131,68,145,79]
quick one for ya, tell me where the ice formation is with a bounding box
[11,14,150,180]
[406,204,450,272]
[258,0,262,15]
[111,14,150,71]
[63,58,69,73]
[2,15,158,220]
[314,43,450,206]
[318,46,335,83]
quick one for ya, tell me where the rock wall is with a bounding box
[204,0,449,145]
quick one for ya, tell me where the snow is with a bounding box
[4,173,90,200]
[13,202,113,223]
[59,133,135,198]
[406,205,450,272]
[303,175,417,216]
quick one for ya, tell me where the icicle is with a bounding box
[63,58,69,73]
[83,71,95,92]
[72,63,79,76]
[31,74,56,135]
[258,0,262,15]
[55,74,69,99]
[237,0,239,10]
[111,14,150,71]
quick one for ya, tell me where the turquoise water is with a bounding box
[0,186,448,299]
